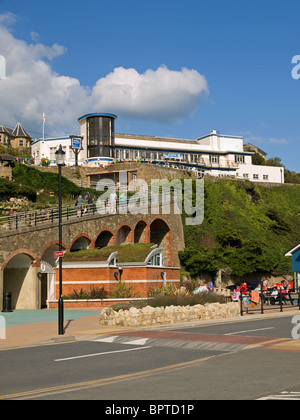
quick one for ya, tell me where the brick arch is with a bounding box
[69,234,93,252]
[40,241,68,258]
[95,229,115,248]
[133,219,149,244]
[116,224,133,246]
[149,217,173,266]
[1,249,39,271]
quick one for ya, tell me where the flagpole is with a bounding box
[42,112,45,141]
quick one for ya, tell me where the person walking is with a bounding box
[75,195,85,217]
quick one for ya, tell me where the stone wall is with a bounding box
[99,302,239,327]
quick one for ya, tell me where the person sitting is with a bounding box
[270,286,278,305]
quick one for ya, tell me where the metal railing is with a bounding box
[238,288,300,316]
[0,194,171,232]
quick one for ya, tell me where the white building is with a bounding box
[31,113,284,184]
[32,136,85,166]
[114,130,284,183]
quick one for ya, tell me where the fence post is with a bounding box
[240,294,243,316]
[279,290,283,312]
[15,214,18,230]
[260,287,264,315]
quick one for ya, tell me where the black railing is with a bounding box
[0,195,161,232]
[239,287,300,316]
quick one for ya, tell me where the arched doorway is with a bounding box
[2,252,38,310]
[40,243,67,309]
[39,261,56,309]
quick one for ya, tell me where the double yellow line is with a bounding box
[0,355,214,400]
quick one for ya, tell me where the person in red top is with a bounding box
[240,282,247,294]
[240,282,249,313]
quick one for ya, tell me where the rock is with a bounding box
[99,302,240,327]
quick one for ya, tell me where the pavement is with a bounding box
[0,308,137,349]
[0,306,299,349]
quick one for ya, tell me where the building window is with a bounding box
[235,155,245,164]
[263,175,269,180]
[147,252,162,266]
[253,174,259,180]
[87,116,115,158]
[210,155,219,164]
[243,173,249,179]
[19,139,24,147]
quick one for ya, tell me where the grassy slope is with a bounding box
[180,179,300,278]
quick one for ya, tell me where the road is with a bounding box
[0,313,300,401]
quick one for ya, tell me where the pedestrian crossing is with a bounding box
[92,334,247,353]
[257,391,300,400]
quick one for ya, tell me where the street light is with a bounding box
[55,145,65,335]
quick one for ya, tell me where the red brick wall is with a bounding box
[54,265,181,299]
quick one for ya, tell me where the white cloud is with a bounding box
[0,15,209,137]
[268,137,289,145]
[91,66,209,123]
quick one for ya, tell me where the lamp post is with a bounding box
[55,145,65,335]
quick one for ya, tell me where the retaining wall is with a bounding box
[99,302,240,327]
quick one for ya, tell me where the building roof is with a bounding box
[0,154,15,162]
[78,113,118,122]
[0,123,32,140]
[285,243,300,257]
[244,143,267,156]
[0,125,13,135]
[12,122,31,138]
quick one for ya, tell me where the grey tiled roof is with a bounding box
[12,122,31,138]
[0,122,31,139]
[0,125,13,135]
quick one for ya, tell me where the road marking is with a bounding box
[93,336,118,343]
[54,346,152,362]
[0,355,214,400]
[225,327,275,336]
[257,392,300,400]
[122,338,150,346]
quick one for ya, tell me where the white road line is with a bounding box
[93,336,118,343]
[54,346,152,362]
[122,338,150,346]
[225,327,275,336]
[257,392,300,400]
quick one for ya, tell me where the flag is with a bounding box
[43,113,45,123]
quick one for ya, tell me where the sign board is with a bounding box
[71,137,82,150]
[164,152,183,160]
[54,251,64,258]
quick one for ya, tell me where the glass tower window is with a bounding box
[87,116,115,158]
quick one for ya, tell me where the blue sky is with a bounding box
[0,0,300,171]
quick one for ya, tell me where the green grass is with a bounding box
[180,179,300,278]
[63,243,156,263]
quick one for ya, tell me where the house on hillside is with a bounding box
[0,122,32,151]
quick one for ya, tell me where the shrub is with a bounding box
[66,286,109,300]
[111,291,226,312]
[110,281,140,298]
